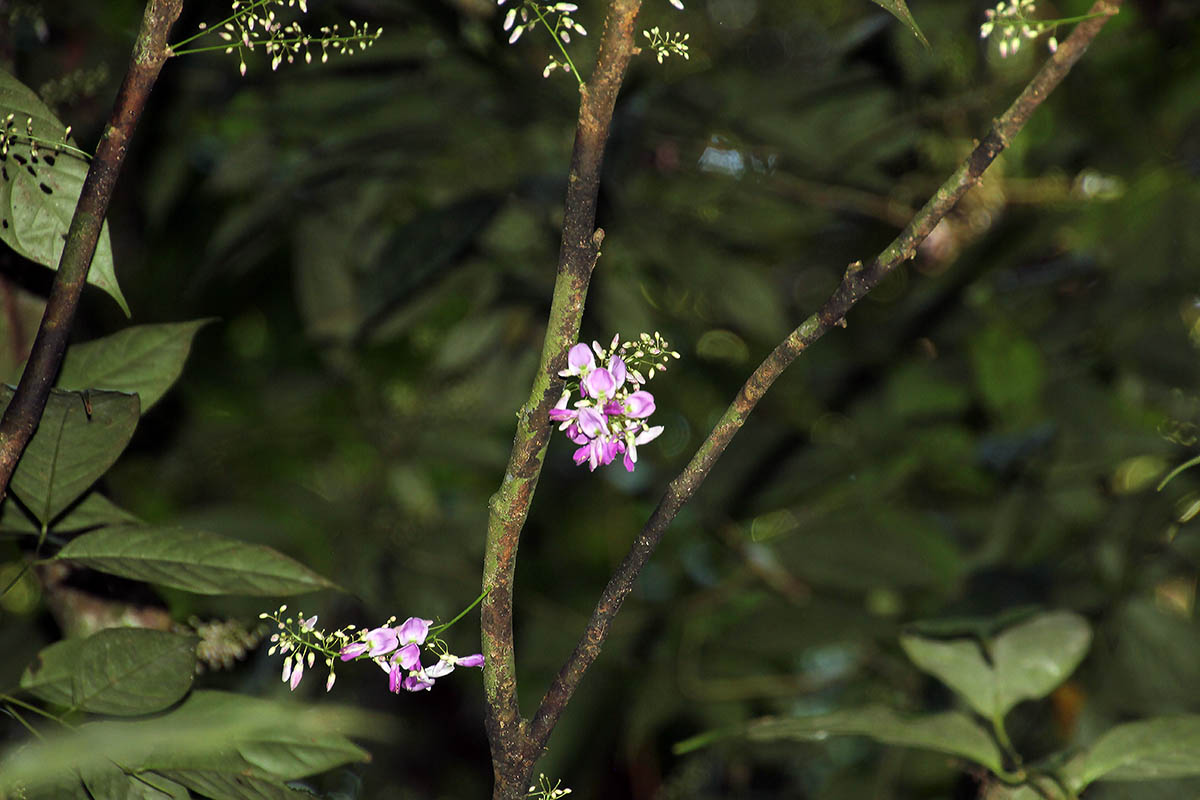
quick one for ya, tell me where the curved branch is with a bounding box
[0,0,182,498]
[526,0,1123,756]
[480,0,644,796]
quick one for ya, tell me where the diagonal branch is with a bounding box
[0,0,182,500]
[526,0,1123,756]
[480,0,643,795]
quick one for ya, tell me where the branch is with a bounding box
[0,0,182,499]
[480,0,643,795]
[526,0,1123,756]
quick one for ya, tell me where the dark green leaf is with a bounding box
[52,491,143,532]
[155,770,319,800]
[55,320,214,412]
[676,705,1004,773]
[0,691,373,795]
[4,387,140,525]
[82,763,191,800]
[0,69,129,314]
[901,611,1091,719]
[19,628,196,715]
[869,0,929,47]
[1080,716,1200,784]
[53,526,339,595]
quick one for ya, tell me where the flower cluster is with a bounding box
[980,0,1057,57]
[498,1,685,82]
[0,113,87,162]
[550,332,679,472]
[260,605,483,694]
[172,0,383,76]
[527,773,573,799]
[642,26,690,64]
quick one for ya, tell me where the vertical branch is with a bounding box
[481,0,643,795]
[0,0,182,498]
[525,0,1122,757]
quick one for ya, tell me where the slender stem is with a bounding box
[430,587,491,636]
[0,693,74,729]
[480,1,644,797]
[525,0,1123,760]
[168,0,271,51]
[171,35,369,57]
[530,3,583,87]
[0,0,182,502]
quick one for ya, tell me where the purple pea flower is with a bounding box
[396,617,432,645]
[558,343,595,378]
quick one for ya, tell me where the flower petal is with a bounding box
[624,390,656,418]
[339,642,369,661]
[396,617,432,645]
[457,653,485,668]
[396,642,422,670]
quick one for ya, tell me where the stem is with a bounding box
[530,3,583,87]
[0,0,183,500]
[171,34,370,57]
[430,587,491,635]
[524,0,1123,762]
[168,0,272,51]
[480,1,644,797]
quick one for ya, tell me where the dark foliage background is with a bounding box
[2,0,1200,797]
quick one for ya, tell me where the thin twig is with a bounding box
[480,1,644,796]
[0,0,182,499]
[526,0,1123,759]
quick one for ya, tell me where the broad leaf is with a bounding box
[901,611,1091,719]
[676,705,1004,774]
[155,770,320,800]
[1080,716,1200,784]
[20,628,196,716]
[0,691,372,795]
[52,491,143,531]
[991,611,1091,717]
[56,320,214,412]
[4,387,140,525]
[0,494,37,534]
[0,69,129,314]
[870,0,928,47]
[82,764,191,800]
[54,525,339,595]
[900,633,996,717]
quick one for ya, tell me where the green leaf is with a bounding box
[676,706,1004,773]
[56,320,214,412]
[3,387,140,525]
[901,611,1091,719]
[52,491,143,531]
[19,628,196,716]
[0,69,129,315]
[0,691,374,796]
[970,326,1046,419]
[990,610,1092,716]
[870,0,929,47]
[82,764,191,800]
[1,490,145,535]
[1080,716,1200,785]
[900,633,996,717]
[154,770,320,800]
[53,526,339,595]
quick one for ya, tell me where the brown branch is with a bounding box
[526,0,1122,758]
[480,1,643,797]
[0,0,182,500]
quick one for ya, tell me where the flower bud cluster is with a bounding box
[550,333,679,472]
[260,605,483,695]
[178,0,382,76]
[642,27,690,64]
[980,0,1058,58]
